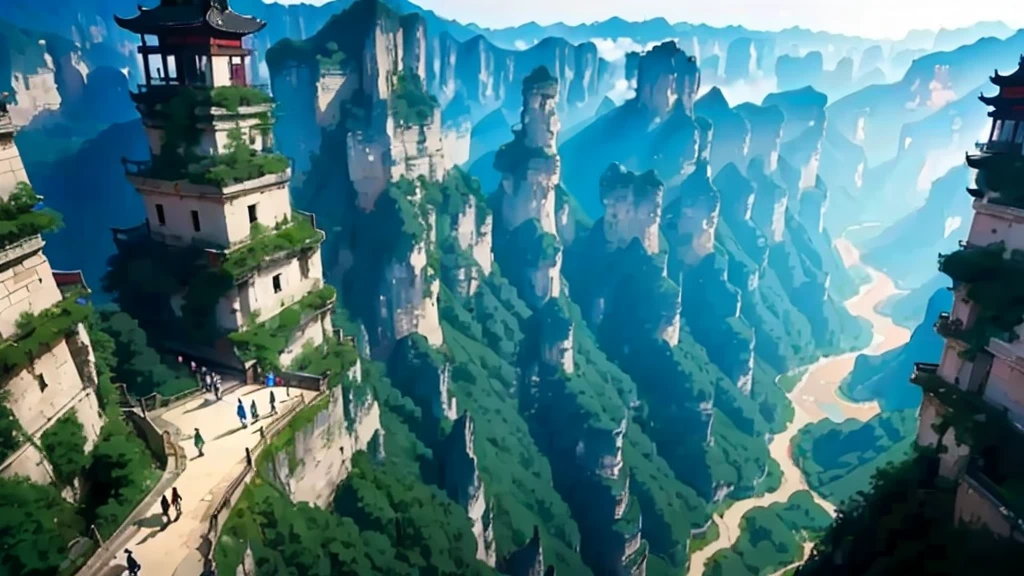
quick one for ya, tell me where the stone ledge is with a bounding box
[0,234,44,268]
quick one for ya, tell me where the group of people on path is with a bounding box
[159,487,184,525]
[123,487,183,574]
[182,358,225,399]
[236,389,278,428]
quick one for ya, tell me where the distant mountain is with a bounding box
[860,165,974,290]
[840,287,951,411]
[878,274,950,330]
[829,31,1024,167]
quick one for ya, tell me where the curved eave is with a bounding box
[113,8,265,36]
[990,71,1024,88]
[966,152,988,170]
[206,9,266,35]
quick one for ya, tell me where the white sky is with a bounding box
[272,0,1021,40]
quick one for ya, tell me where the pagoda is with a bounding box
[110,0,334,377]
[910,54,1024,542]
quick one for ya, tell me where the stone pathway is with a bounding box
[102,383,315,576]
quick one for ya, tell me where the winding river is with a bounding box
[686,236,913,576]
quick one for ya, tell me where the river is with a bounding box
[685,237,913,576]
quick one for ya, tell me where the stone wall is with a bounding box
[0,241,63,338]
[262,383,383,508]
[0,130,30,199]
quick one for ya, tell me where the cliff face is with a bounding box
[442,413,497,566]
[430,34,613,129]
[694,88,750,176]
[600,163,663,254]
[560,41,702,217]
[635,41,701,122]
[282,2,448,355]
[263,376,383,508]
[668,159,721,266]
[491,67,564,309]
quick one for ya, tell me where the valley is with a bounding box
[687,236,911,575]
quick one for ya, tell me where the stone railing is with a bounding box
[75,406,188,576]
[0,234,44,267]
[276,370,328,392]
[197,390,322,574]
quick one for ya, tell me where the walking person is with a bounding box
[160,494,171,525]
[236,398,248,428]
[193,428,205,457]
[171,487,183,519]
[269,389,277,415]
[213,378,222,400]
[250,399,260,423]
[125,549,141,576]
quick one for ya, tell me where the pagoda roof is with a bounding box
[990,54,1024,87]
[114,0,265,36]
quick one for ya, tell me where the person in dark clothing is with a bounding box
[125,549,141,575]
[236,398,247,428]
[250,399,260,422]
[193,428,205,457]
[160,494,171,525]
[171,487,183,518]
[269,390,277,415]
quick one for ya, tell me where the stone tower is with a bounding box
[112,0,332,374]
[911,55,1024,542]
[0,98,105,488]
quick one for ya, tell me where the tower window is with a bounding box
[36,374,48,393]
[155,203,166,226]
[191,210,201,232]
[248,203,258,225]
[272,274,283,294]
[299,255,310,280]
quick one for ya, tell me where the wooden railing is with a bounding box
[198,390,321,573]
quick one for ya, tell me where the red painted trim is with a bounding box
[1002,86,1024,98]
[161,36,242,48]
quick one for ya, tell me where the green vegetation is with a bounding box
[0,476,84,576]
[707,491,831,576]
[0,293,90,377]
[793,410,916,506]
[187,128,289,187]
[798,452,1024,576]
[777,369,806,393]
[39,410,89,490]
[222,216,322,278]
[938,241,1024,358]
[0,391,24,463]
[95,309,196,398]
[972,151,1024,209]
[316,41,347,70]
[209,86,272,112]
[0,182,62,249]
[0,315,160,574]
[217,454,495,576]
[523,66,558,90]
[391,70,438,127]
[229,284,337,372]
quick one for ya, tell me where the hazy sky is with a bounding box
[275,0,1021,40]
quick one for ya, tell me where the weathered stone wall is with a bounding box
[0,242,63,338]
[263,382,383,508]
[0,131,30,199]
[381,240,444,348]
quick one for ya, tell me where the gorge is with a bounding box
[3,1,1024,575]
